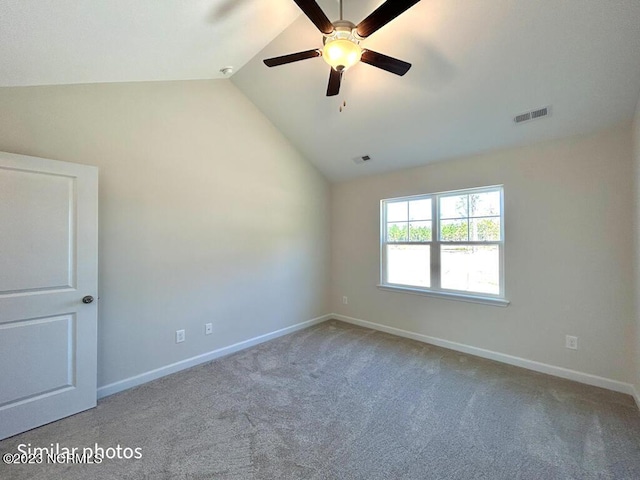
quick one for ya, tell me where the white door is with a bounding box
[0,151,98,440]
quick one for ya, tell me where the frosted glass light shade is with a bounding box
[322,39,362,71]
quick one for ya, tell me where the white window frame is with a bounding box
[379,185,509,307]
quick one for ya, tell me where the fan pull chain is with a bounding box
[339,100,347,113]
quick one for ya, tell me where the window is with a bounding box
[380,186,506,305]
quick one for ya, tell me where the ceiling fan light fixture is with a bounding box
[263,0,420,96]
[321,21,362,71]
[322,37,362,71]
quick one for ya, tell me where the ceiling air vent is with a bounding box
[352,155,371,165]
[514,106,550,125]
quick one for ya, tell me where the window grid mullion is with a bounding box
[431,194,440,289]
[404,200,409,242]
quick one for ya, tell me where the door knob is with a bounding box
[82,295,94,304]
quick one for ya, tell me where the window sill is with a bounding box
[377,284,510,307]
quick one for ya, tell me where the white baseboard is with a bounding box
[97,314,332,399]
[332,314,637,398]
[98,312,639,408]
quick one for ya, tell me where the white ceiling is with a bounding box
[0,0,300,86]
[1,1,640,182]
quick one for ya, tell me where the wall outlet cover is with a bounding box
[565,335,578,350]
[176,329,186,343]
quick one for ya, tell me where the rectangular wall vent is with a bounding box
[531,107,548,119]
[514,106,550,124]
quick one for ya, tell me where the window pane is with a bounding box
[409,199,432,220]
[440,195,467,219]
[441,245,499,294]
[409,221,432,241]
[387,245,430,287]
[440,219,468,241]
[387,222,408,242]
[470,217,501,241]
[470,191,501,217]
[386,201,408,222]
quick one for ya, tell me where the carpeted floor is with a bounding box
[1,319,639,479]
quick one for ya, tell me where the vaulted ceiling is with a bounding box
[2,0,640,181]
[0,0,300,86]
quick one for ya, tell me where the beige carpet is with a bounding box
[1,320,639,479]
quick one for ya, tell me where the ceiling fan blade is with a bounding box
[293,0,334,35]
[263,49,322,67]
[326,68,342,96]
[356,0,421,38]
[361,50,411,76]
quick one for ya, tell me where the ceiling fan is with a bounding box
[263,0,421,96]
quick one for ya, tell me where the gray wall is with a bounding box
[0,80,330,388]
[331,124,635,384]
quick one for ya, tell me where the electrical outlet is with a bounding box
[565,335,578,350]
[205,323,213,335]
[176,329,185,343]
[342,296,348,305]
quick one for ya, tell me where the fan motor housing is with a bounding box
[323,20,359,45]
